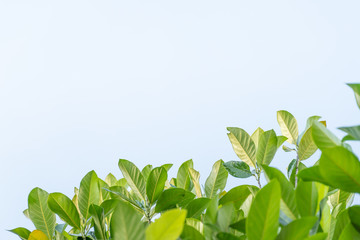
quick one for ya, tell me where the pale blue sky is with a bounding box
[1,1,360,239]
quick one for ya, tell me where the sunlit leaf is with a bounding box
[247,180,281,240]
[256,129,278,165]
[28,188,56,240]
[47,192,81,229]
[205,160,228,198]
[189,168,202,197]
[251,127,264,150]
[146,209,187,240]
[298,127,318,160]
[146,167,167,204]
[78,170,100,220]
[28,230,48,240]
[8,227,31,240]
[177,159,194,191]
[118,159,146,201]
[347,83,360,109]
[277,110,298,145]
[227,127,256,167]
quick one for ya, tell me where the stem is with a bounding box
[294,152,300,188]
[254,166,262,189]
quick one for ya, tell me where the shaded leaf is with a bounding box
[155,188,195,213]
[223,161,252,178]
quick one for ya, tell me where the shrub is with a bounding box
[9,83,360,240]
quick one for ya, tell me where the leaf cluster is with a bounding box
[9,83,360,240]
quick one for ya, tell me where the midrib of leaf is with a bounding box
[209,165,221,197]
[150,170,162,203]
[299,139,315,160]
[230,133,255,167]
[36,190,51,239]
[51,196,80,229]
[328,156,360,189]
[122,166,144,201]
[260,195,274,240]
[279,116,296,144]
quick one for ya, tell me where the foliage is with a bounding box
[9,83,360,240]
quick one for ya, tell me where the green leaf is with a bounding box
[161,164,173,171]
[347,83,360,109]
[311,121,341,150]
[298,127,318,160]
[89,204,107,240]
[181,225,205,240]
[282,145,295,152]
[319,146,360,193]
[262,165,298,220]
[146,167,167,204]
[251,127,264,150]
[8,227,31,240]
[277,136,287,148]
[227,127,256,167]
[333,209,350,240]
[276,217,317,240]
[185,198,211,218]
[105,173,117,187]
[247,180,281,240]
[101,199,121,217]
[189,168,202,197]
[118,159,146,201]
[219,185,254,209]
[217,203,236,231]
[141,164,153,180]
[78,170,100,220]
[348,205,360,232]
[176,159,194,190]
[277,110,298,145]
[110,201,146,240]
[339,223,360,240]
[155,188,195,213]
[295,180,318,217]
[304,233,328,240]
[47,192,81,229]
[205,160,228,198]
[329,190,353,208]
[339,125,360,141]
[28,188,56,240]
[229,218,246,233]
[146,209,187,240]
[297,166,332,186]
[223,161,252,178]
[256,129,278,165]
[217,232,242,240]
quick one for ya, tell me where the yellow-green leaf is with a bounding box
[227,127,256,167]
[146,209,187,240]
[277,110,298,145]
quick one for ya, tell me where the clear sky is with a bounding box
[1,1,360,239]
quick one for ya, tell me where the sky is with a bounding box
[1,1,360,239]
